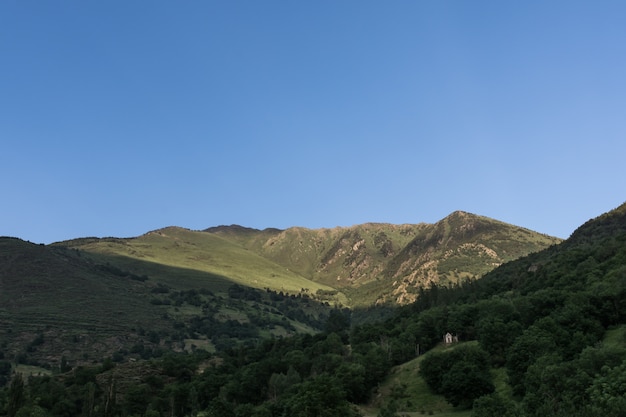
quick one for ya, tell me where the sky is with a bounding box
[2,1,626,244]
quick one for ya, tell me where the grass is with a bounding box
[57,215,559,309]
[603,324,626,348]
[215,307,249,323]
[15,364,53,378]
[364,343,479,417]
[183,338,215,353]
[61,227,347,303]
[491,367,513,399]
[1,237,334,368]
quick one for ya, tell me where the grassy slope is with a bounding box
[602,324,626,349]
[361,343,478,417]
[209,212,560,306]
[60,227,347,303]
[1,235,336,366]
[233,223,425,285]
[361,341,515,417]
[55,212,559,309]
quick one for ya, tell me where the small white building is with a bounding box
[443,332,458,344]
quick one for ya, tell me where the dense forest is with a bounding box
[1,203,625,416]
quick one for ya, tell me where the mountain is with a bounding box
[0,211,557,368]
[365,201,626,415]
[0,234,337,368]
[1,203,624,417]
[0,238,168,364]
[205,211,561,304]
[57,226,346,303]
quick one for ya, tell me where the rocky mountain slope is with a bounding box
[206,211,561,304]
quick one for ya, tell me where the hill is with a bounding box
[360,201,626,415]
[0,202,624,417]
[0,236,338,369]
[57,226,342,302]
[206,211,560,305]
[0,238,167,367]
[0,211,559,369]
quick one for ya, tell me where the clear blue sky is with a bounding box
[2,1,626,244]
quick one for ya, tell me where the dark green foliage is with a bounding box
[325,308,351,335]
[281,374,361,417]
[1,202,625,417]
[204,398,235,417]
[585,361,626,417]
[440,360,494,408]
[419,344,493,408]
[472,393,520,417]
[123,384,151,416]
[6,374,25,417]
[477,317,522,366]
[0,361,11,376]
[377,400,399,417]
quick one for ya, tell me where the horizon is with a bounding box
[3,2,626,244]
[4,204,617,245]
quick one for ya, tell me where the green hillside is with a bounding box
[207,212,561,305]
[3,204,624,417]
[0,238,168,366]
[0,236,339,368]
[357,201,626,416]
[0,211,560,370]
[59,227,345,303]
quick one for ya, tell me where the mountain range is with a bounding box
[0,211,558,365]
[1,202,625,417]
[59,210,560,306]
[205,211,560,304]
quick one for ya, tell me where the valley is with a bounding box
[1,205,625,417]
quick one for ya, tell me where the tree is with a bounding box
[506,321,559,396]
[188,385,199,417]
[268,367,300,400]
[15,405,49,417]
[377,400,399,417]
[472,393,520,417]
[123,384,151,416]
[521,355,587,417]
[204,398,235,417]
[335,362,367,403]
[477,317,522,366]
[7,374,25,417]
[440,361,494,408]
[585,362,626,417]
[418,350,448,394]
[281,375,360,417]
[82,382,96,417]
[324,309,351,336]
[419,344,494,408]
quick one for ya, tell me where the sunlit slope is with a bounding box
[207,212,561,305]
[60,227,344,301]
[0,236,341,366]
[208,223,425,284]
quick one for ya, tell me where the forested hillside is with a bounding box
[0,203,624,417]
[0,237,338,370]
[359,201,626,415]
